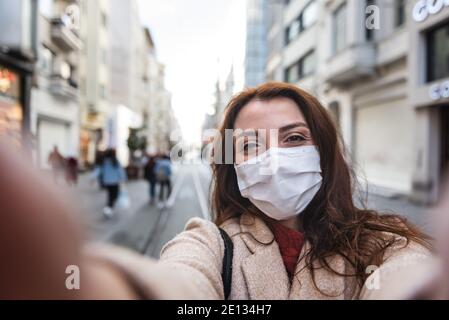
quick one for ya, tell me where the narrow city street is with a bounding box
[70,161,433,260]
[72,162,213,258]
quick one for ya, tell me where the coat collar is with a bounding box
[239,212,290,299]
[238,212,353,299]
[239,212,274,253]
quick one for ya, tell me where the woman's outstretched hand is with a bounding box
[0,140,137,299]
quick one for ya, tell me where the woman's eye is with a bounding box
[285,134,305,143]
[243,142,258,152]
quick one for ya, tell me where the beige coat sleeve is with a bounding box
[84,217,225,300]
[359,238,434,300]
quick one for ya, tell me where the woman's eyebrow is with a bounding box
[234,122,308,138]
[234,130,258,138]
[279,122,308,133]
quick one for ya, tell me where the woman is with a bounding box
[0,83,437,299]
[94,149,126,218]
[106,82,429,300]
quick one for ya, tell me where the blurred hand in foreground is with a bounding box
[0,140,136,299]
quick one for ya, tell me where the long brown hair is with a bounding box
[210,82,431,293]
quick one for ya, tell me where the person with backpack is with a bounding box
[154,154,172,207]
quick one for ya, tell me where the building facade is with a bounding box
[107,0,147,163]
[266,0,285,82]
[408,0,449,204]
[141,28,179,154]
[108,0,144,113]
[78,0,110,167]
[146,60,176,154]
[245,0,268,87]
[0,0,38,149]
[266,0,449,204]
[30,0,82,168]
[202,66,235,134]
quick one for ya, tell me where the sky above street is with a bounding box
[138,0,246,145]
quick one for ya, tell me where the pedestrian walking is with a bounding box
[154,154,172,207]
[94,151,106,190]
[65,156,78,186]
[144,153,157,205]
[47,146,65,183]
[93,149,127,218]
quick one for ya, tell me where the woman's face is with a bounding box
[234,97,315,164]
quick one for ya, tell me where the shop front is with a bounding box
[80,127,104,169]
[0,65,24,146]
[409,3,449,204]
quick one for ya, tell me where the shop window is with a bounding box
[394,0,406,28]
[333,2,347,54]
[427,21,449,82]
[302,0,318,30]
[99,84,106,99]
[285,0,318,45]
[0,66,22,146]
[285,63,299,83]
[0,67,20,99]
[284,50,316,83]
[286,19,300,44]
[40,46,55,76]
[328,101,341,128]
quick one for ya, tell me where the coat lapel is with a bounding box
[289,241,351,299]
[239,213,290,300]
[237,213,356,299]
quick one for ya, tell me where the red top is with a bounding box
[269,222,305,281]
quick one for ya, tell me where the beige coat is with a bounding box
[87,212,432,300]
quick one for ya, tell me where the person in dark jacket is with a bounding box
[65,157,78,186]
[144,154,157,205]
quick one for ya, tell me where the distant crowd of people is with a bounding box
[48,146,173,218]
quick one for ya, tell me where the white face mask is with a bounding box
[234,145,322,221]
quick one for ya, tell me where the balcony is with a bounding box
[49,74,78,100]
[325,43,376,85]
[51,17,82,52]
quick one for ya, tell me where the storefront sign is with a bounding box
[429,81,449,100]
[413,0,449,22]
